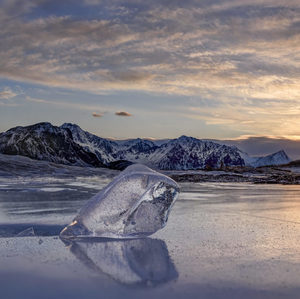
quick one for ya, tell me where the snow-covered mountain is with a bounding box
[61,123,118,164]
[250,150,290,167]
[0,122,291,170]
[0,122,105,167]
[147,136,245,170]
[238,149,290,167]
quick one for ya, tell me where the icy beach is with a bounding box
[0,166,300,299]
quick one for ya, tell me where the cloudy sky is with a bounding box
[0,0,300,143]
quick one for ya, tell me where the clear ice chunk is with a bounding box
[60,164,179,239]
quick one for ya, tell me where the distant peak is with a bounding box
[273,150,290,159]
[60,123,85,133]
[61,123,80,128]
[26,122,55,131]
[32,122,53,127]
[275,150,286,154]
[178,135,194,141]
[5,122,55,133]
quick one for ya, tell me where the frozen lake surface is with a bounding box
[0,173,300,298]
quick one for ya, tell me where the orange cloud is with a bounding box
[115,111,132,117]
[92,112,103,117]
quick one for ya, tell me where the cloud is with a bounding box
[183,94,300,137]
[110,70,154,82]
[92,112,103,117]
[26,96,106,112]
[0,87,17,100]
[1,0,299,97]
[1,0,300,137]
[115,111,132,116]
[221,136,300,160]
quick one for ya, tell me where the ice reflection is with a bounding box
[63,238,178,286]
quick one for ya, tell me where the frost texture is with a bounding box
[60,164,179,239]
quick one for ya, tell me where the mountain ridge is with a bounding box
[0,122,291,170]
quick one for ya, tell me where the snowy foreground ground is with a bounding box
[0,162,300,298]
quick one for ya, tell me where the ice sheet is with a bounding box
[0,172,300,298]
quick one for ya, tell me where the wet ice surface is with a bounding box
[0,175,112,225]
[0,173,300,298]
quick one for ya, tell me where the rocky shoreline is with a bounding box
[169,166,300,185]
[1,153,300,185]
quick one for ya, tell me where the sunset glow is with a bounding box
[0,0,299,142]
